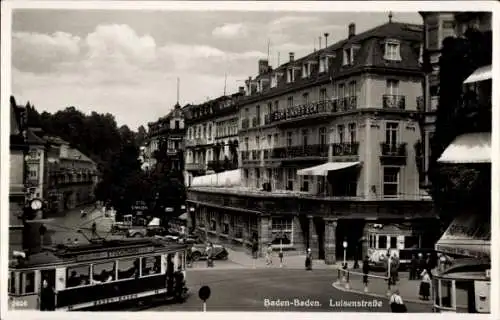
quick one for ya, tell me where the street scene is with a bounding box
[5,3,492,316]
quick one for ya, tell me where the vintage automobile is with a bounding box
[126,218,167,238]
[180,236,229,261]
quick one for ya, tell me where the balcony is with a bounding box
[241,118,250,130]
[207,160,238,172]
[185,163,206,172]
[241,150,261,167]
[331,142,359,157]
[185,137,207,147]
[269,144,329,160]
[380,142,407,165]
[333,96,358,112]
[383,95,406,110]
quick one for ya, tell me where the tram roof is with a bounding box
[9,238,188,270]
[435,258,490,280]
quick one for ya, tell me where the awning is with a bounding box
[464,65,491,84]
[297,161,360,176]
[437,132,491,164]
[435,213,490,259]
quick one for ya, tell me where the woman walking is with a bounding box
[419,269,431,300]
[305,248,312,270]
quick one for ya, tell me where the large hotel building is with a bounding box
[185,20,437,263]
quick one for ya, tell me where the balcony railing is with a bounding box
[380,143,407,157]
[383,95,406,110]
[333,96,358,112]
[270,144,329,159]
[185,163,206,171]
[185,137,207,147]
[269,100,336,123]
[331,142,359,156]
[241,118,250,130]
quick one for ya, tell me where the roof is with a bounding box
[25,129,46,145]
[61,147,95,164]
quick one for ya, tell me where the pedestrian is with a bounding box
[417,252,424,275]
[362,255,370,290]
[266,244,273,265]
[39,279,55,311]
[305,248,312,270]
[391,253,399,284]
[389,289,407,313]
[409,254,417,280]
[419,269,431,300]
[425,253,433,277]
[206,242,214,268]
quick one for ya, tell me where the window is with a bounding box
[319,88,327,102]
[117,258,140,280]
[343,48,351,66]
[383,167,399,197]
[302,63,310,78]
[92,261,115,284]
[208,124,212,138]
[271,218,293,245]
[428,26,439,49]
[404,236,420,249]
[348,123,356,143]
[442,20,456,39]
[9,272,15,294]
[301,175,309,192]
[384,40,401,61]
[255,168,260,188]
[273,133,279,146]
[66,265,90,288]
[244,169,249,179]
[386,79,399,95]
[337,125,345,143]
[267,168,272,181]
[267,135,272,147]
[338,83,345,98]
[244,137,249,150]
[256,105,260,122]
[287,168,294,190]
[390,236,398,249]
[255,136,260,149]
[286,132,293,147]
[287,96,294,107]
[274,100,279,112]
[175,120,180,130]
[348,81,357,97]
[302,129,308,146]
[202,125,207,138]
[319,127,327,145]
[20,271,35,294]
[287,69,294,83]
[141,256,161,276]
[378,236,388,249]
[385,122,399,145]
[303,92,309,104]
[271,74,278,88]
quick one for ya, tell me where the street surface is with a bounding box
[148,268,433,312]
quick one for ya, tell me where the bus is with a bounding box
[8,238,189,311]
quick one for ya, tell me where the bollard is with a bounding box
[345,271,350,289]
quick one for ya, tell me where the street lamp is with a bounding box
[342,240,348,269]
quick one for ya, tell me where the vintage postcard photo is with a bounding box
[1,1,495,318]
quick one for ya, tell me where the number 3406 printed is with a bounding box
[10,299,28,308]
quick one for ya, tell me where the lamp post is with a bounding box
[342,240,348,269]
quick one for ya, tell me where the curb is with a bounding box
[331,281,433,306]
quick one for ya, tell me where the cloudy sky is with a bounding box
[11,9,422,130]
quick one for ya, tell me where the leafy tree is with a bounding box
[428,28,492,227]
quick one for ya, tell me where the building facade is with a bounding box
[144,103,186,173]
[187,20,437,263]
[183,91,243,186]
[24,128,49,202]
[9,97,28,252]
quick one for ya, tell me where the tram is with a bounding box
[8,238,189,311]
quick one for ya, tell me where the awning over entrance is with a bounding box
[435,213,490,259]
[437,132,491,164]
[464,65,492,84]
[296,161,360,176]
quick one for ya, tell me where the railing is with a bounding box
[383,95,406,110]
[333,96,358,112]
[380,143,407,157]
[241,118,250,130]
[270,144,329,159]
[269,100,335,123]
[185,137,207,147]
[185,163,206,171]
[331,142,359,156]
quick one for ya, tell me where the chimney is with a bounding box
[289,52,295,62]
[258,59,269,75]
[324,33,329,48]
[348,23,356,38]
[238,86,245,94]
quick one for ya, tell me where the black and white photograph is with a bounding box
[1,1,497,317]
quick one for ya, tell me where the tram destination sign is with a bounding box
[76,246,155,262]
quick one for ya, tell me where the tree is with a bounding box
[135,125,147,146]
[428,28,492,227]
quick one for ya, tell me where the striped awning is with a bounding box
[297,161,360,176]
[438,132,491,164]
[464,65,492,84]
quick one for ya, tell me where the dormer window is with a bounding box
[271,74,278,88]
[287,68,294,83]
[342,45,360,66]
[302,63,311,78]
[319,54,333,73]
[384,39,401,61]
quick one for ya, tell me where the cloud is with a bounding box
[212,23,248,39]
[12,31,81,72]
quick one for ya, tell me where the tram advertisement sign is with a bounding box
[94,293,138,306]
[76,246,154,261]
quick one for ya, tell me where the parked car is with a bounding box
[126,217,167,238]
[180,236,228,261]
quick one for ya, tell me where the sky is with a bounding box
[11,9,422,131]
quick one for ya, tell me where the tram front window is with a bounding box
[92,262,115,284]
[141,256,161,276]
[21,271,35,294]
[437,279,453,309]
